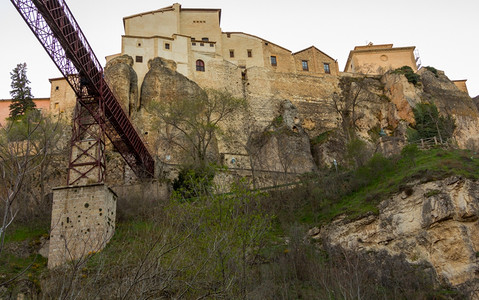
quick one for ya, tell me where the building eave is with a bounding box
[123,5,175,24]
[293,46,336,61]
[223,31,291,53]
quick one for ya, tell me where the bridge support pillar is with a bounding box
[47,183,116,268]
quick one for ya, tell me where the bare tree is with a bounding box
[149,89,246,168]
[331,76,374,143]
[0,112,66,256]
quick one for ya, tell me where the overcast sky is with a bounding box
[1,0,478,99]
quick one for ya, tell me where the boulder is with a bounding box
[140,57,203,108]
[104,55,138,115]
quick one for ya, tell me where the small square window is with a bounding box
[191,37,195,41]
[202,37,209,41]
[165,43,170,50]
[54,102,59,109]
[230,50,235,58]
[247,49,252,58]
[210,43,214,47]
[227,33,231,38]
[324,63,331,74]
[200,43,204,46]
[271,56,277,66]
[192,42,196,46]
[302,60,309,71]
[135,56,143,63]
[137,43,142,47]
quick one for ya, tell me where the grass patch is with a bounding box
[4,224,49,243]
[272,148,479,226]
[0,223,49,288]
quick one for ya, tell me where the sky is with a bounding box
[1,0,478,99]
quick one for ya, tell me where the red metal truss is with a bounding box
[10,0,155,182]
[67,95,106,185]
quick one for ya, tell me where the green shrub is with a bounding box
[346,138,370,168]
[172,164,216,199]
[272,115,283,128]
[401,144,420,166]
[425,66,439,77]
[409,102,456,142]
[392,66,421,85]
[311,130,332,145]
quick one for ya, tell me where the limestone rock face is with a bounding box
[419,68,479,149]
[104,55,138,115]
[140,57,203,108]
[473,96,479,111]
[321,177,479,296]
[382,73,422,125]
[249,100,317,176]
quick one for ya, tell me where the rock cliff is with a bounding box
[106,55,479,182]
[248,100,317,176]
[319,176,479,297]
[140,57,203,108]
[104,55,138,116]
[473,96,479,110]
[420,69,479,149]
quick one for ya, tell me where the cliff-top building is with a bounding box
[108,3,339,91]
[344,43,418,75]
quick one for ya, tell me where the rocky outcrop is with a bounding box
[248,100,317,176]
[382,72,421,125]
[419,68,479,149]
[140,57,203,108]
[473,96,479,111]
[320,176,479,297]
[104,55,138,115]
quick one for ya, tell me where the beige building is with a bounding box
[117,3,339,90]
[452,79,469,94]
[344,43,417,75]
[49,77,77,118]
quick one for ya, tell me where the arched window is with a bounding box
[196,59,205,72]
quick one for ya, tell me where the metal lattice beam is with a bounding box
[11,0,155,183]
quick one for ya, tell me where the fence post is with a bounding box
[434,136,438,145]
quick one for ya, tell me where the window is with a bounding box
[210,43,214,47]
[202,37,209,41]
[192,42,196,46]
[229,50,235,58]
[271,56,277,66]
[191,37,195,41]
[137,43,142,47]
[323,63,330,74]
[200,43,204,46]
[302,60,309,71]
[227,33,231,38]
[135,56,143,63]
[54,102,59,109]
[247,49,252,58]
[196,60,205,72]
[165,43,170,50]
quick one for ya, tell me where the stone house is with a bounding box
[344,43,418,75]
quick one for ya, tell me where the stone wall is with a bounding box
[48,184,116,268]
